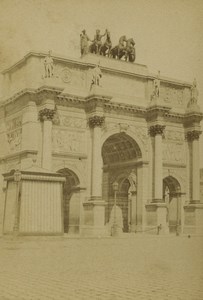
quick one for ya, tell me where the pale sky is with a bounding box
[0,0,202,164]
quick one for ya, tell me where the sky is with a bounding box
[0,0,202,164]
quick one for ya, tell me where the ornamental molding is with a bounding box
[185,130,202,141]
[60,68,72,83]
[148,124,165,137]
[164,129,184,142]
[184,112,203,127]
[104,103,146,116]
[160,85,184,105]
[88,115,105,128]
[85,97,111,114]
[59,115,86,129]
[38,108,56,121]
[52,129,86,153]
[88,116,105,128]
[0,87,63,109]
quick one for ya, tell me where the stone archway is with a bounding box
[102,133,141,233]
[163,176,181,233]
[57,168,80,234]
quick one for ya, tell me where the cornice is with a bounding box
[0,150,38,163]
[184,111,203,127]
[1,51,192,88]
[55,94,85,108]
[0,86,64,108]
[1,85,202,125]
[104,102,147,116]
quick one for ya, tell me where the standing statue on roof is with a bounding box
[44,50,54,78]
[80,29,92,56]
[152,71,161,99]
[191,78,198,104]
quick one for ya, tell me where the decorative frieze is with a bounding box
[52,129,85,153]
[38,108,56,122]
[88,115,105,128]
[148,125,165,137]
[161,85,184,105]
[7,130,22,152]
[60,68,72,83]
[6,116,22,131]
[164,129,184,142]
[60,116,86,129]
[6,116,22,152]
[185,130,202,141]
[163,143,185,164]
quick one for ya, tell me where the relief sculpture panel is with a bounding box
[161,85,184,106]
[163,143,185,164]
[6,116,22,153]
[52,129,86,154]
[163,129,185,164]
[59,116,86,129]
[163,130,186,164]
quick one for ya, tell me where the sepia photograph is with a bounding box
[0,0,203,299]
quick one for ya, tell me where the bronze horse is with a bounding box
[110,38,136,62]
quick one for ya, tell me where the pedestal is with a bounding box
[3,167,65,235]
[183,203,203,235]
[145,203,168,234]
[81,200,107,237]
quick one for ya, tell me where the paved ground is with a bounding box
[0,235,202,300]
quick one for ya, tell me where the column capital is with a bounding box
[38,108,55,122]
[88,115,105,128]
[185,130,202,141]
[148,124,165,137]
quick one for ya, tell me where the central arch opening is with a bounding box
[102,133,142,233]
[102,133,142,165]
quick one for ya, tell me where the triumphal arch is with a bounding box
[0,43,202,236]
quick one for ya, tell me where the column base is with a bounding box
[190,200,200,204]
[152,198,164,203]
[82,199,107,237]
[145,202,168,235]
[183,203,203,235]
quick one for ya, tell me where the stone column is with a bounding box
[186,130,202,203]
[38,108,55,170]
[88,115,106,235]
[146,124,167,234]
[149,124,165,202]
[89,115,104,200]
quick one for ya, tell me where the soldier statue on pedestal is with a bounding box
[91,64,102,86]
[191,78,198,104]
[44,51,54,78]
